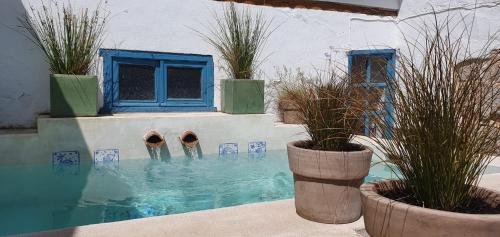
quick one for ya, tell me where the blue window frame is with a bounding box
[348,49,396,138]
[100,49,216,113]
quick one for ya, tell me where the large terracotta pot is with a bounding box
[361,180,500,237]
[287,140,373,224]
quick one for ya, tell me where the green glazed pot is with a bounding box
[220,79,265,114]
[50,74,98,117]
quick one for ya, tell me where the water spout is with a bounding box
[144,130,167,160]
[179,131,199,148]
[179,130,201,158]
[144,130,166,148]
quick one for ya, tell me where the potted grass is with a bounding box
[200,2,273,114]
[283,68,373,223]
[278,93,303,124]
[274,67,304,124]
[362,15,500,237]
[21,3,106,117]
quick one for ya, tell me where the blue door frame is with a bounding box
[100,49,216,113]
[348,49,396,138]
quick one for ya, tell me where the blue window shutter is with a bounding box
[99,49,216,113]
[347,49,396,139]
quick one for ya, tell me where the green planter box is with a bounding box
[50,74,98,117]
[221,79,265,114]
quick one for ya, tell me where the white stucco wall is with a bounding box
[397,0,500,56]
[0,0,499,127]
[0,0,50,128]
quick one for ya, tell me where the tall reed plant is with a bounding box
[373,14,500,211]
[199,2,273,79]
[281,67,364,151]
[21,3,106,75]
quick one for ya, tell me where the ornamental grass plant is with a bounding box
[199,2,273,79]
[280,66,364,151]
[272,67,306,121]
[21,2,106,75]
[372,13,500,212]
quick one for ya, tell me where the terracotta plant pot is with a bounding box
[287,140,373,224]
[279,100,303,124]
[361,180,500,237]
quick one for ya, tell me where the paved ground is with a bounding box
[480,173,500,191]
[24,199,367,237]
[24,161,500,237]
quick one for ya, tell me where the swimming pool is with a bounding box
[0,150,393,236]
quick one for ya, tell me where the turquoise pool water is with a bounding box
[0,150,393,236]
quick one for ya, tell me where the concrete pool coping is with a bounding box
[22,170,500,237]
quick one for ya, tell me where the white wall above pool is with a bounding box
[0,0,499,127]
[0,0,396,127]
[0,113,309,165]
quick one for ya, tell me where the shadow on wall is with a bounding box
[0,0,50,128]
[0,100,141,235]
[0,3,137,235]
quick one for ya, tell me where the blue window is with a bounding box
[100,49,215,113]
[348,49,396,138]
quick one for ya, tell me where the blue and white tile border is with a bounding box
[94,149,119,169]
[219,143,238,156]
[94,149,119,164]
[52,150,80,175]
[248,141,266,154]
[52,150,80,166]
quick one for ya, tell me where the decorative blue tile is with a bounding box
[94,149,119,164]
[94,149,119,169]
[53,151,80,166]
[248,141,266,154]
[52,151,80,175]
[219,143,238,156]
